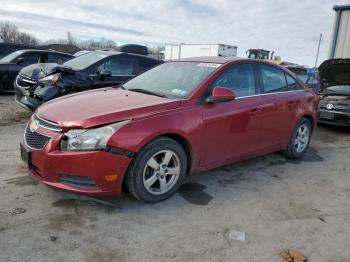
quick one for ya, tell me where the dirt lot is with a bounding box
[0,93,31,126]
[1,94,350,262]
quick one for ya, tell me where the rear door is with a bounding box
[257,64,304,149]
[200,62,264,167]
[135,57,162,75]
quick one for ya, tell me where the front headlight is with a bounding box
[39,73,61,85]
[60,120,130,151]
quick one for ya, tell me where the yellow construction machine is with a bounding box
[246,49,281,64]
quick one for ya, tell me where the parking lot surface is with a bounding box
[1,95,350,262]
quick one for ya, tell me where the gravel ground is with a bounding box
[1,94,350,262]
[0,93,31,126]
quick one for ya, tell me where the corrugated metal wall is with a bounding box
[335,9,350,58]
[329,7,350,59]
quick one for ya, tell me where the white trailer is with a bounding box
[329,4,350,59]
[165,44,237,60]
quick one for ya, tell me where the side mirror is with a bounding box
[98,70,112,80]
[206,86,236,103]
[16,57,24,65]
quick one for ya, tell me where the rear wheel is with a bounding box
[126,137,187,203]
[283,118,312,158]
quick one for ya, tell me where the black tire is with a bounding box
[125,137,188,203]
[283,118,312,159]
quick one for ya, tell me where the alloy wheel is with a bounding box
[142,150,181,195]
[294,123,310,153]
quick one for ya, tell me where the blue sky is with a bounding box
[1,0,350,66]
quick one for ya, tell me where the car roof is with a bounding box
[18,49,73,56]
[175,56,241,64]
[174,56,284,66]
[93,50,161,61]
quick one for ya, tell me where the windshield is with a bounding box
[0,50,23,63]
[123,62,219,99]
[325,85,350,95]
[63,52,107,70]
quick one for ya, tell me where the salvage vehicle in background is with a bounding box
[15,50,163,110]
[20,57,319,202]
[286,65,320,92]
[318,58,350,126]
[0,49,73,91]
[165,43,237,60]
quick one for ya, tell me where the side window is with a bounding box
[285,74,301,90]
[22,52,42,64]
[137,58,160,74]
[38,54,48,63]
[97,57,134,75]
[210,63,256,97]
[49,53,72,64]
[259,65,288,93]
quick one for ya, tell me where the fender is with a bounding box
[107,104,203,172]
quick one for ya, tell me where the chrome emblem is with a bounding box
[326,103,334,110]
[29,119,39,132]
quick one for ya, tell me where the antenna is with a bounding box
[314,34,322,69]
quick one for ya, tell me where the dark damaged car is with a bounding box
[15,51,163,110]
[318,59,350,126]
[0,49,73,91]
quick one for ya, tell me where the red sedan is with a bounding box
[21,57,319,202]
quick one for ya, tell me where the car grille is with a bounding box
[33,114,62,132]
[16,75,37,89]
[320,105,350,112]
[25,126,51,150]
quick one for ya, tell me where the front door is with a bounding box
[200,63,264,167]
[90,56,136,88]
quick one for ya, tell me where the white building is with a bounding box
[329,4,350,59]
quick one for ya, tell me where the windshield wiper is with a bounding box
[114,85,126,90]
[128,88,167,98]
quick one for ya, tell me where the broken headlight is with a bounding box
[39,73,61,85]
[60,120,130,151]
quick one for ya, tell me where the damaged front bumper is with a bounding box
[14,75,59,111]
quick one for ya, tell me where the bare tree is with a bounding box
[148,45,164,55]
[0,22,39,45]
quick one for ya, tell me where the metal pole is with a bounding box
[315,33,323,68]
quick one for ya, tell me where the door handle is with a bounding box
[287,101,297,106]
[249,108,261,115]
[258,103,275,110]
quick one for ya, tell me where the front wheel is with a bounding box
[283,118,312,158]
[125,137,188,203]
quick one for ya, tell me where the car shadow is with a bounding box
[45,124,349,213]
[48,145,325,212]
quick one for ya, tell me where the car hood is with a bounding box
[20,63,75,79]
[318,59,350,91]
[36,88,182,129]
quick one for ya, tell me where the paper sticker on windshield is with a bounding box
[172,89,187,96]
[197,63,221,68]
